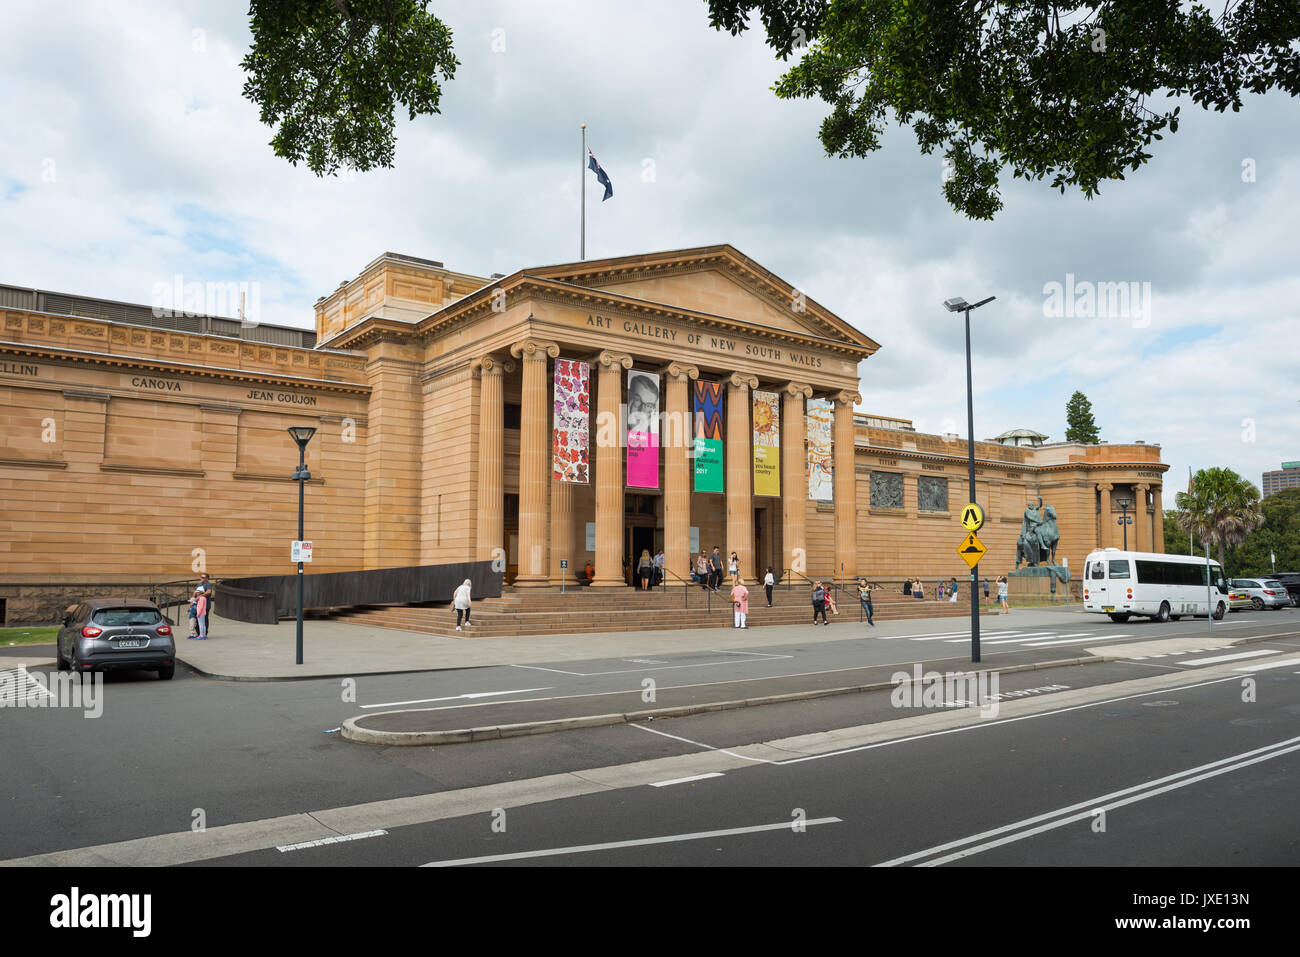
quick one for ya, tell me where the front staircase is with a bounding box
[330,582,990,637]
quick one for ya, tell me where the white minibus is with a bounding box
[1082,548,1228,623]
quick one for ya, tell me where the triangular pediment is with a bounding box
[523,245,879,353]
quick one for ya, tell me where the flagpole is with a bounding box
[580,123,586,261]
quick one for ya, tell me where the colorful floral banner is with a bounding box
[626,369,660,488]
[692,380,724,493]
[752,389,780,497]
[552,358,589,483]
[807,397,833,501]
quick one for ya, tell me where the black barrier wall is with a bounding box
[219,561,502,622]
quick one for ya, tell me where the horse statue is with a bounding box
[1016,498,1061,569]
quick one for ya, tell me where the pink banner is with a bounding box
[626,369,660,489]
[553,358,589,483]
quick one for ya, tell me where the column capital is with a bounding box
[781,381,814,399]
[596,350,634,371]
[832,390,862,408]
[727,371,758,391]
[473,354,515,376]
[661,361,699,382]
[1135,482,1150,492]
[1097,482,1113,492]
[510,338,560,362]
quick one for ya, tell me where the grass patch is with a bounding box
[0,626,59,646]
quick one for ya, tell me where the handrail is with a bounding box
[660,567,692,609]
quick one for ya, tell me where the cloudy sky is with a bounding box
[2,0,1297,496]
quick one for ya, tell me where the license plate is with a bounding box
[117,639,146,648]
[1102,606,1115,612]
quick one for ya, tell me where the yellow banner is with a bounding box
[752,389,780,497]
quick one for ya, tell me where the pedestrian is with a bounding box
[195,572,214,637]
[582,560,595,586]
[949,577,959,602]
[983,577,990,600]
[187,595,199,638]
[859,578,875,626]
[193,587,208,639]
[709,547,723,591]
[695,552,710,589]
[731,576,750,629]
[903,578,912,597]
[763,566,775,607]
[811,581,828,625]
[938,581,945,600]
[454,578,472,630]
[827,585,839,616]
[728,551,740,585]
[653,548,665,588]
[637,549,653,590]
[997,575,1010,614]
[914,578,924,601]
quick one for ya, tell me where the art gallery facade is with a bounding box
[0,246,1168,623]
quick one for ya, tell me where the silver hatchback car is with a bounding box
[1228,579,1292,611]
[56,599,177,679]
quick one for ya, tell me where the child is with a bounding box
[187,597,199,638]
[193,588,208,639]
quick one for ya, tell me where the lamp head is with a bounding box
[286,426,317,449]
[943,297,969,313]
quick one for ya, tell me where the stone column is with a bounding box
[833,391,861,583]
[1152,485,1164,552]
[725,372,758,582]
[549,481,574,584]
[475,355,513,563]
[1134,483,1150,552]
[509,338,560,586]
[1098,483,1113,549]
[592,350,633,587]
[662,361,699,583]
[781,382,812,580]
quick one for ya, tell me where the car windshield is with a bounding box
[92,608,160,626]
[1264,581,1284,589]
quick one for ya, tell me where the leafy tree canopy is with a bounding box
[1174,466,1265,571]
[706,1,1300,219]
[1064,390,1100,443]
[1225,486,1300,577]
[242,0,458,176]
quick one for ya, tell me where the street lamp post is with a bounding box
[944,295,996,663]
[1116,496,1133,550]
[287,426,317,665]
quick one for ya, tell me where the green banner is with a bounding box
[692,380,724,493]
[693,437,723,493]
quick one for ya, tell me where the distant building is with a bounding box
[1262,462,1300,497]
[990,428,1049,448]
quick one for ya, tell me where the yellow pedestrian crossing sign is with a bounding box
[957,532,987,570]
[960,502,984,533]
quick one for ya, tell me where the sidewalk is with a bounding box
[175,607,1087,680]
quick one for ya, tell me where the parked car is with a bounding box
[1270,571,1300,606]
[55,599,176,679]
[1227,586,1254,611]
[1228,578,1292,611]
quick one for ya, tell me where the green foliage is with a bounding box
[1174,467,1265,572]
[1162,509,1198,555]
[1225,487,1300,577]
[242,0,459,176]
[1064,390,1100,443]
[707,1,1300,219]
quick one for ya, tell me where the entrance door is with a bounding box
[626,526,657,586]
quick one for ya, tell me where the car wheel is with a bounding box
[1170,615,1181,621]
[1156,602,1171,623]
[1108,613,1130,623]
[158,663,174,680]
[1213,602,1226,621]
[70,647,86,681]
[1252,597,1264,610]
[55,638,68,671]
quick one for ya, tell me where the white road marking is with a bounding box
[359,688,553,710]
[421,818,842,866]
[276,829,387,853]
[631,722,777,764]
[0,666,53,700]
[648,772,725,787]
[878,737,1300,867]
[1023,637,1108,647]
[1234,656,1300,672]
[511,650,793,677]
[1178,649,1278,666]
[974,633,1064,644]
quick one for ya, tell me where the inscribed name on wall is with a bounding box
[585,314,824,369]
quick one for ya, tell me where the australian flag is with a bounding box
[588,149,613,201]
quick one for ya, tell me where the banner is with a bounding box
[626,369,660,488]
[752,389,780,497]
[807,397,833,501]
[692,380,724,493]
[552,358,590,483]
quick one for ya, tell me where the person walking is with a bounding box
[653,549,665,588]
[858,578,875,626]
[811,581,829,625]
[763,567,775,607]
[949,577,959,602]
[453,578,472,630]
[983,577,990,600]
[637,549,653,591]
[728,551,740,586]
[193,587,208,639]
[709,547,723,591]
[903,578,912,597]
[997,575,1010,614]
[730,576,750,629]
[695,552,710,589]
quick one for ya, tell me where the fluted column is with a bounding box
[1098,483,1113,549]
[475,355,514,563]
[549,481,574,584]
[1134,483,1150,552]
[833,391,860,583]
[781,382,812,579]
[592,350,633,587]
[510,338,560,586]
[663,361,698,583]
[725,372,758,582]
[1152,485,1164,552]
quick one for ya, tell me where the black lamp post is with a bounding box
[287,426,317,665]
[944,294,996,663]
[1116,495,1133,550]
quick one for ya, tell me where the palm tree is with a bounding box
[1175,467,1265,572]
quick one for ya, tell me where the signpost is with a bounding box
[957,531,987,569]
[957,502,986,661]
[561,558,568,594]
[291,540,313,563]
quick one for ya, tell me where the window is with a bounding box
[92,608,161,626]
[1108,559,1131,580]
[504,403,522,430]
[1088,561,1105,580]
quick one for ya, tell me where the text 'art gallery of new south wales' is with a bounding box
[0,245,1168,627]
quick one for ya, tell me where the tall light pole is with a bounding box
[1116,495,1133,550]
[944,295,995,663]
[287,426,317,666]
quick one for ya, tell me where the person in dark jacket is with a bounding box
[811,581,829,625]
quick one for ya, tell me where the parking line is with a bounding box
[649,772,725,787]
